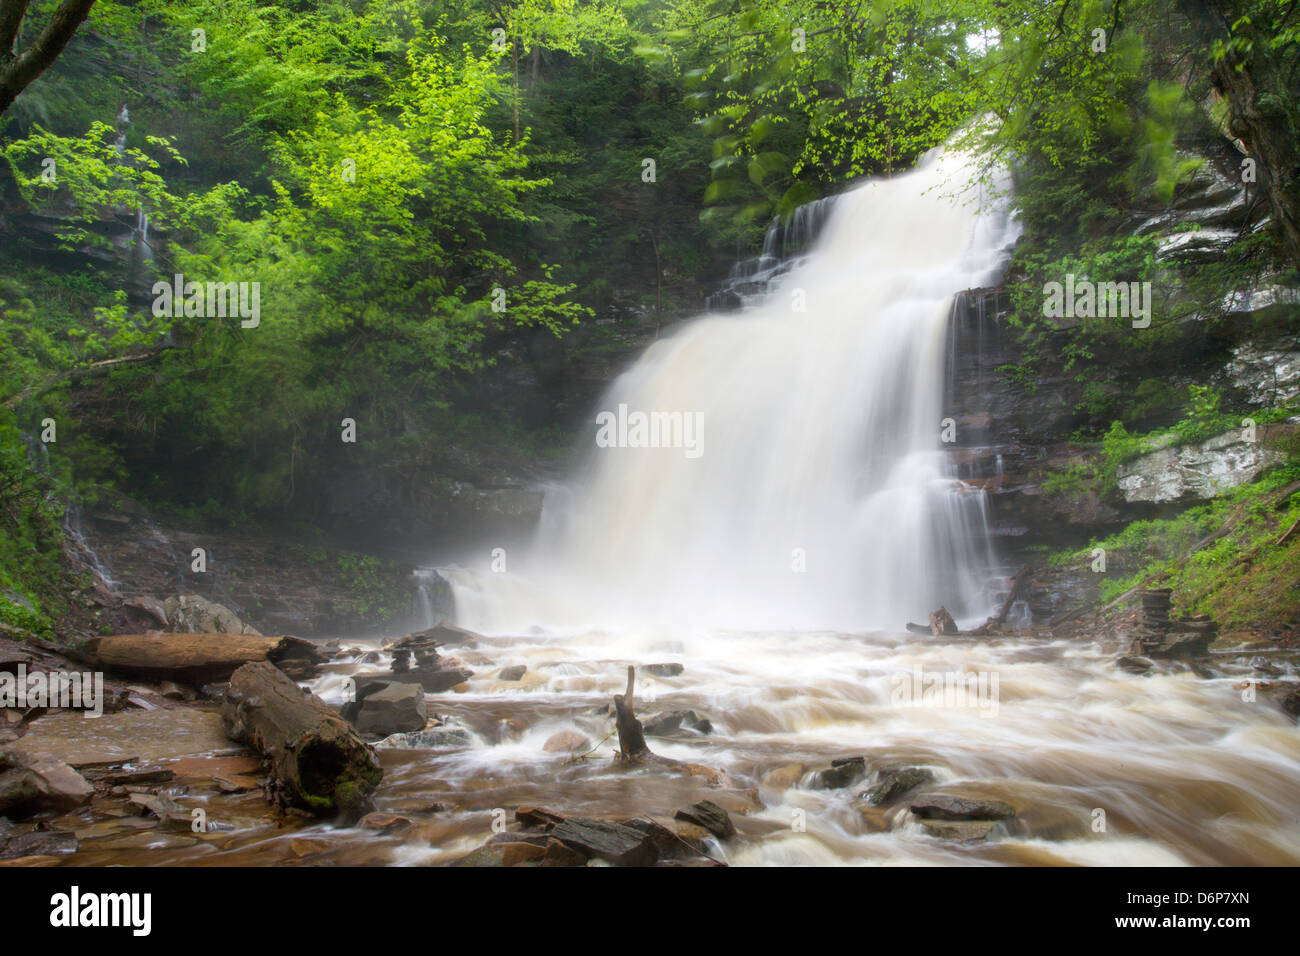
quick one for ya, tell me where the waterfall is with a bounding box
[452,145,1021,634]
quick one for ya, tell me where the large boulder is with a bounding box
[549,818,659,866]
[351,682,427,736]
[163,594,260,635]
[0,750,94,817]
[1116,429,1285,505]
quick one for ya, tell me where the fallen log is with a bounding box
[221,661,381,817]
[87,632,326,685]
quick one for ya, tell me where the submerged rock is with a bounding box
[910,793,1016,821]
[641,662,684,677]
[641,709,713,738]
[498,665,527,681]
[810,756,867,790]
[374,727,470,749]
[861,765,935,807]
[543,730,589,753]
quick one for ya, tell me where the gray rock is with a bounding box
[1117,429,1284,504]
[910,793,1016,821]
[163,594,260,635]
[861,766,935,806]
[354,682,427,736]
[810,756,867,790]
[384,665,473,693]
[498,665,527,681]
[0,751,94,815]
[374,727,471,749]
[641,662,684,677]
[550,818,659,866]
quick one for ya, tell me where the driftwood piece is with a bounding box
[87,632,325,684]
[221,661,381,817]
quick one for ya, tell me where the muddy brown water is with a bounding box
[5,629,1298,866]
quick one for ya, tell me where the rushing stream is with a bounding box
[22,144,1299,867]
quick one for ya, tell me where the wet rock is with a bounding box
[358,811,414,833]
[453,841,547,867]
[641,662,684,677]
[910,793,1016,821]
[0,751,94,815]
[550,818,659,866]
[213,774,255,794]
[1133,625,1216,660]
[516,806,566,830]
[128,791,191,828]
[160,680,196,701]
[540,837,587,867]
[543,730,589,753]
[929,607,959,636]
[374,727,471,749]
[761,763,806,791]
[861,765,935,807]
[673,800,735,840]
[384,664,474,694]
[642,709,713,738]
[0,770,41,816]
[498,665,527,681]
[621,817,707,860]
[414,622,481,647]
[917,818,999,842]
[810,756,867,790]
[353,682,427,736]
[0,829,78,860]
[1116,655,1154,674]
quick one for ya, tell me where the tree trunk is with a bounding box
[0,0,98,116]
[87,632,325,685]
[1181,0,1300,268]
[221,661,381,817]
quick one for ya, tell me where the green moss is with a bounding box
[1057,461,1300,631]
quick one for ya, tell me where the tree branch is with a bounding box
[0,0,96,116]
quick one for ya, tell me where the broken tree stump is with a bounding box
[221,661,381,818]
[614,665,650,761]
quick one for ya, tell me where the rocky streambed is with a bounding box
[2,613,1298,867]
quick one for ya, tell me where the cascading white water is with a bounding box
[453,146,1020,634]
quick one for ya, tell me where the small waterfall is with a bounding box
[453,144,1021,633]
[62,503,119,596]
[411,568,454,630]
[708,196,838,311]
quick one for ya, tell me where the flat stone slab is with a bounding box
[11,708,233,766]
